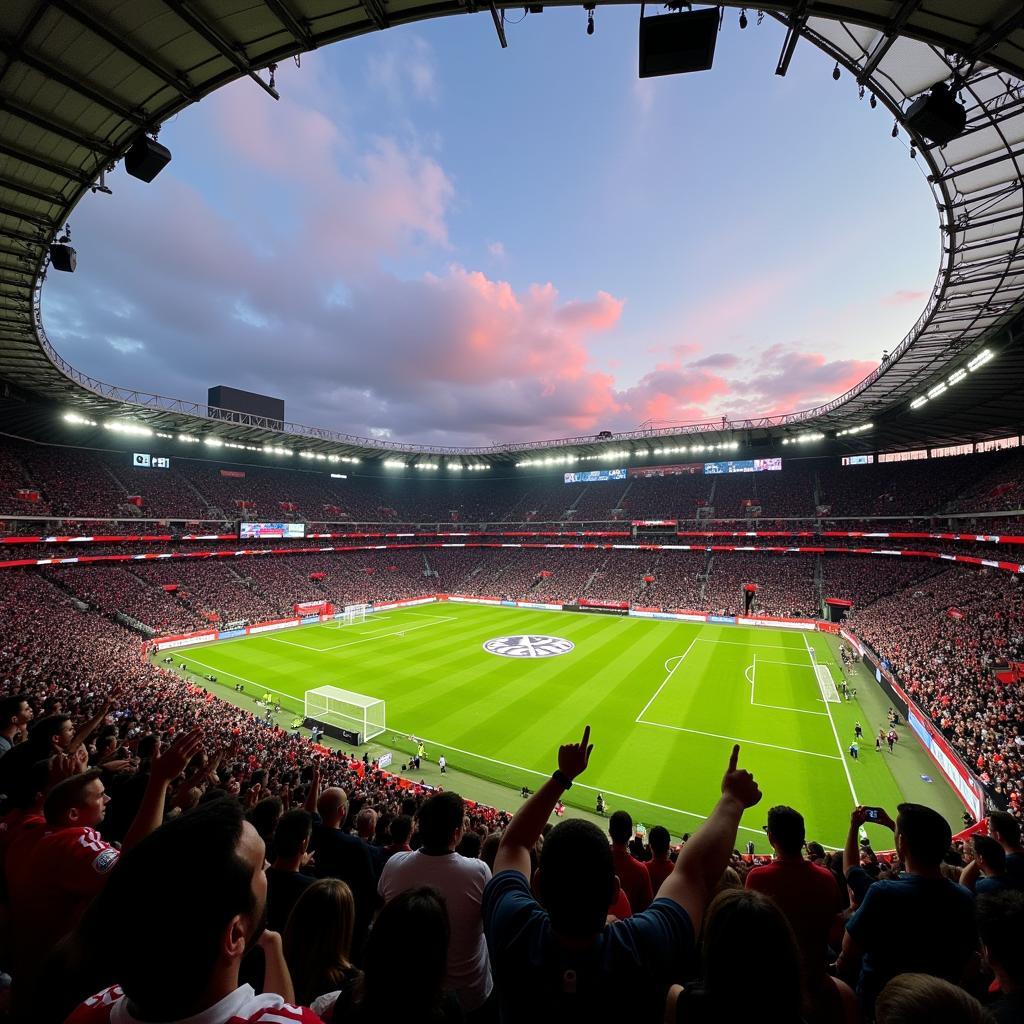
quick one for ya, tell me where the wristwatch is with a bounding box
[552,769,573,789]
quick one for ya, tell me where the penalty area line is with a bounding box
[636,636,699,723]
[635,718,841,761]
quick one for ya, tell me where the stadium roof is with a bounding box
[1,1,1023,465]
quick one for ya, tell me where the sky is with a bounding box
[43,8,939,447]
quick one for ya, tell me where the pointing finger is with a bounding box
[728,744,740,773]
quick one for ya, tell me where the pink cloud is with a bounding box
[884,289,928,306]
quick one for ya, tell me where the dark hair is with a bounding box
[27,714,72,755]
[977,890,1024,982]
[608,809,633,844]
[896,804,952,867]
[273,809,312,859]
[44,769,103,826]
[416,792,464,852]
[989,811,1021,847]
[246,796,284,844]
[539,818,615,936]
[456,831,481,859]
[973,834,1006,872]
[284,878,356,1006]
[357,887,449,1015]
[700,889,804,1020]
[389,814,413,846]
[76,798,258,1019]
[766,805,805,856]
[875,973,990,1024]
[649,825,671,856]
[0,693,28,726]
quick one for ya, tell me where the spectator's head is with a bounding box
[28,714,74,756]
[977,891,1024,989]
[416,792,464,853]
[875,974,990,1024]
[388,814,413,848]
[246,797,283,845]
[43,769,109,829]
[456,831,482,859]
[608,810,633,845]
[700,889,803,1020]
[481,832,501,872]
[537,818,616,938]
[0,693,32,734]
[355,807,377,841]
[272,809,312,864]
[359,887,450,1015]
[649,825,671,858]
[895,804,952,869]
[283,878,356,1007]
[318,787,348,829]
[765,805,805,857]
[806,841,826,863]
[989,811,1022,852]
[9,756,53,811]
[972,834,1006,877]
[78,798,266,1021]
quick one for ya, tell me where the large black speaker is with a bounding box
[905,84,967,146]
[125,135,172,182]
[49,243,77,273]
[639,6,719,79]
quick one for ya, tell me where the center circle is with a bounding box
[483,635,575,659]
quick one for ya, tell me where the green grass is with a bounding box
[166,603,964,852]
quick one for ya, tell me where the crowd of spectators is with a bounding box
[702,553,819,619]
[848,567,1024,821]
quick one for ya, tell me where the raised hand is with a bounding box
[151,728,204,786]
[557,725,593,782]
[721,744,761,809]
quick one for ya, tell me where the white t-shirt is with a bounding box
[379,849,492,1009]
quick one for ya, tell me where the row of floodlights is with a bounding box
[62,413,361,462]
[516,440,742,468]
[910,349,993,410]
[382,460,491,470]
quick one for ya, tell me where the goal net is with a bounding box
[326,603,371,629]
[304,685,386,743]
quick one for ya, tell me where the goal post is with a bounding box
[304,685,385,744]
[325,603,371,629]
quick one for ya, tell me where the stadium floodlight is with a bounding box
[384,460,406,468]
[967,349,993,371]
[203,437,224,447]
[63,412,97,426]
[178,433,199,442]
[910,396,928,409]
[947,368,967,386]
[927,382,948,399]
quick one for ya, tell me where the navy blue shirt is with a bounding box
[483,870,693,1023]
[846,873,976,1011]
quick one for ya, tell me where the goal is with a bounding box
[326,603,371,628]
[304,685,386,743]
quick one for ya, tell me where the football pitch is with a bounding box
[167,603,962,851]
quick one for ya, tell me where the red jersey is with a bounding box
[0,809,45,892]
[68,985,323,1024]
[645,856,675,896]
[11,826,119,967]
[745,858,843,977]
[611,845,653,914]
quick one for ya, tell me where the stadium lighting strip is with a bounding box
[515,440,741,469]
[781,432,825,446]
[835,423,873,438]
[910,349,994,410]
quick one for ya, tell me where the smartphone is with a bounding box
[864,807,883,822]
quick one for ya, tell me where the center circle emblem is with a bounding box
[483,635,575,659]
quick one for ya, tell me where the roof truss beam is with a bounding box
[0,140,90,185]
[857,0,921,84]
[0,174,64,206]
[47,0,198,102]
[0,37,148,128]
[262,0,315,49]
[964,5,1024,64]
[775,1,810,78]
[0,96,118,158]
[161,1,280,100]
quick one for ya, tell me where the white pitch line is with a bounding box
[697,637,807,651]
[269,615,457,653]
[804,632,859,804]
[401,730,766,837]
[635,637,699,723]
[635,718,842,760]
[746,656,828,717]
[754,659,819,670]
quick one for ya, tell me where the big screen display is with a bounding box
[703,458,782,474]
[240,522,306,539]
[564,468,628,484]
